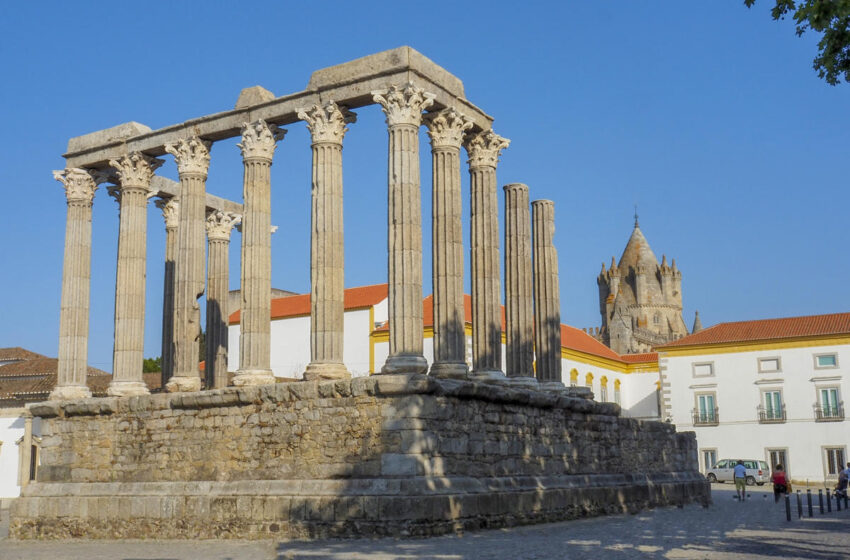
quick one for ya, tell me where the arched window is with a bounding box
[585,372,594,388]
[614,379,621,405]
[569,368,578,387]
[600,376,609,402]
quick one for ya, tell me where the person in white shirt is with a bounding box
[733,460,748,501]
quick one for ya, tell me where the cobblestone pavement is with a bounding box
[1,486,848,560]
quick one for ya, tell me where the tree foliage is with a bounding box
[142,356,161,373]
[745,0,850,84]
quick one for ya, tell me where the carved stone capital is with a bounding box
[297,101,356,145]
[108,152,164,189]
[54,168,97,203]
[164,136,212,176]
[238,120,285,162]
[425,108,473,150]
[155,197,180,229]
[465,130,510,169]
[205,210,241,241]
[372,83,435,127]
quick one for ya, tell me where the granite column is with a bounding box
[298,102,355,381]
[234,120,284,386]
[425,108,472,379]
[532,199,563,388]
[155,197,179,389]
[108,153,163,397]
[373,83,434,375]
[51,168,98,400]
[164,137,210,392]
[465,130,510,382]
[205,210,240,389]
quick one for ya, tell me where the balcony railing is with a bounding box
[814,402,845,422]
[692,408,719,426]
[757,404,786,424]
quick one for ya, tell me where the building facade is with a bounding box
[596,220,689,354]
[658,313,850,484]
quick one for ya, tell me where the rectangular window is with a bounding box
[825,447,846,477]
[815,353,838,369]
[758,357,781,373]
[692,362,714,378]
[701,449,717,473]
[695,393,717,424]
[768,449,788,474]
[816,387,842,420]
[761,390,784,421]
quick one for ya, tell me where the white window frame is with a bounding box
[761,389,784,420]
[767,448,789,475]
[814,353,838,370]
[758,357,781,373]
[823,446,847,479]
[694,392,718,423]
[692,361,715,378]
[700,448,718,472]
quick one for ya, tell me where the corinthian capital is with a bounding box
[425,108,473,150]
[464,130,511,169]
[297,101,356,145]
[372,83,435,127]
[109,152,164,189]
[205,210,241,241]
[155,197,180,229]
[54,168,98,203]
[164,136,212,176]
[238,120,286,162]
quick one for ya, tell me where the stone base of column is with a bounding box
[538,381,568,392]
[505,375,538,388]
[165,375,203,392]
[232,369,276,387]
[106,381,150,397]
[48,385,92,401]
[468,369,506,384]
[303,362,351,381]
[428,361,469,380]
[380,354,428,375]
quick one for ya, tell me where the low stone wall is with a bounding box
[10,374,709,539]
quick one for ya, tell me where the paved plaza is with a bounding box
[1,486,848,559]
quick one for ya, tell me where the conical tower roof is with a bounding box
[618,222,660,271]
[692,311,703,333]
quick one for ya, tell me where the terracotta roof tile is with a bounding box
[229,284,388,324]
[658,312,850,348]
[0,347,47,362]
[560,325,624,361]
[621,352,659,363]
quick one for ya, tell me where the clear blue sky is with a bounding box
[1,1,847,373]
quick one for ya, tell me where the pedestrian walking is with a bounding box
[770,463,788,503]
[734,459,747,501]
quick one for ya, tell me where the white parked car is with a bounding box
[705,459,769,485]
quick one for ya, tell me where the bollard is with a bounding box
[819,489,824,514]
[785,493,792,521]
[807,489,813,517]
[827,489,832,512]
[796,490,803,518]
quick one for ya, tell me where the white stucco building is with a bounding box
[228,284,662,420]
[657,312,850,484]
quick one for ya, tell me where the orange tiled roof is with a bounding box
[0,347,47,362]
[658,312,850,348]
[229,283,388,324]
[560,325,623,361]
[621,352,659,363]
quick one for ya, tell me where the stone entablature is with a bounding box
[12,376,707,539]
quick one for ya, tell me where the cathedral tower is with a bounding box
[597,218,688,354]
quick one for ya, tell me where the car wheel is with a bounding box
[746,476,756,486]
[707,473,717,483]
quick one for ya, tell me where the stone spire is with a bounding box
[692,310,703,333]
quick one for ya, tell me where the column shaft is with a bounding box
[165,138,210,392]
[205,211,239,389]
[235,120,283,386]
[532,200,563,386]
[52,168,96,400]
[373,84,434,375]
[298,102,354,381]
[425,108,472,379]
[156,198,179,388]
[504,183,536,386]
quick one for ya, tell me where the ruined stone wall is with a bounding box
[30,376,695,484]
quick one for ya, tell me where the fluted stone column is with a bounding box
[107,153,163,397]
[465,130,510,383]
[51,168,97,400]
[235,120,285,387]
[164,137,210,392]
[155,197,179,389]
[205,211,241,389]
[532,199,564,389]
[425,108,472,379]
[297,102,356,381]
[504,183,537,387]
[373,83,434,375]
